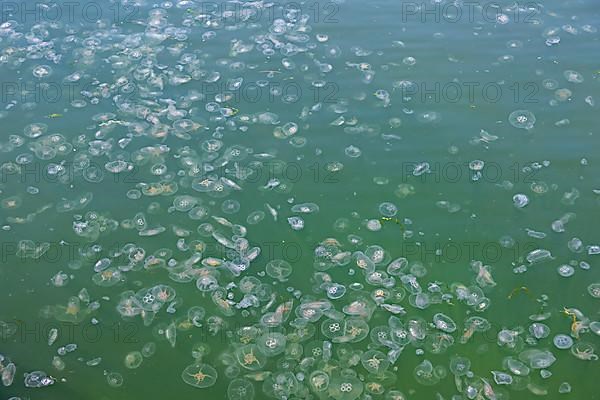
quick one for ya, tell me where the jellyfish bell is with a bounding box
[182,362,218,388]
[265,259,293,282]
[228,378,255,400]
[124,351,143,369]
[256,332,287,357]
[414,360,439,386]
[508,110,536,130]
[235,344,266,371]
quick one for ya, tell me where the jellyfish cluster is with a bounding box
[0,0,598,399]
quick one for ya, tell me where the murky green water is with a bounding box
[1,1,599,399]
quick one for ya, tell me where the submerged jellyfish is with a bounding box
[414,360,439,386]
[24,371,55,388]
[328,375,363,400]
[256,332,287,357]
[124,351,143,369]
[432,313,457,333]
[265,259,293,282]
[553,334,574,349]
[227,378,255,400]
[235,344,266,371]
[106,372,123,388]
[361,350,389,374]
[54,296,90,323]
[449,356,471,376]
[587,283,600,298]
[509,110,536,130]
[182,363,218,388]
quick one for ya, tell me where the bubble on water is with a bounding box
[508,110,537,132]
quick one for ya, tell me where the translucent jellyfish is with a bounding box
[265,259,293,282]
[345,145,362,158]
[328,375,363,400]
[227,378,255,400]
[433,313,457,333]
[387,257,408,276]
[1,362,15,386]
[460,316,491,344]
[54,296,90,323]
[188,306,206,327]
[557,264,575,277]
[414,360,439,386]
[24,371,55,388]
[449,356,471,376]
[361,350,390,374]
[92,268,122,287]
[106,372,123,387]
[262,371,299,398]
[513,193,529,208]
[141,342,156,358]
[324,283,347,300]
[339,318,370,343]
[321,319,345,341]
[492,371,513,385]
[152,285,176,303]
[235,344,266,371]
[182,362,218,388]
[529,323,550,339]
[291,202,320,213]
[409,293,430,309]
[378,202,397,217]
[196,275,219,292]
[1,196,22,210]
[519,349,556,369]
[124,351,143,369]
[191,343,211,360]
[256,332,287,357]
[309,370,330,393]
[509,110,536,130]
[590,321,600,336]
[553,334,574,350]
[587,283,600,298]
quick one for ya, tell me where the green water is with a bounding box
[1,1,599,399]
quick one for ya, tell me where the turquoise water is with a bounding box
[1,1,599,399]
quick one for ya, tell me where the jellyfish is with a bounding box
[54,296,90,323]
[449,356,471,376]
[24,371,55,388]
[227,378,255,400]
[124,351,143,369]
[433,313,457,333]
[360,350,389,375]
[460,316,491,344]
[587,283,600,298]
[182,363,218,388]
[508,110,536,130]
[328,375,363,400]
[92,268,123,287]
[256,333,287,357]
[413,360,439,386]
[235,344,266,371]
[265,259,293,282]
